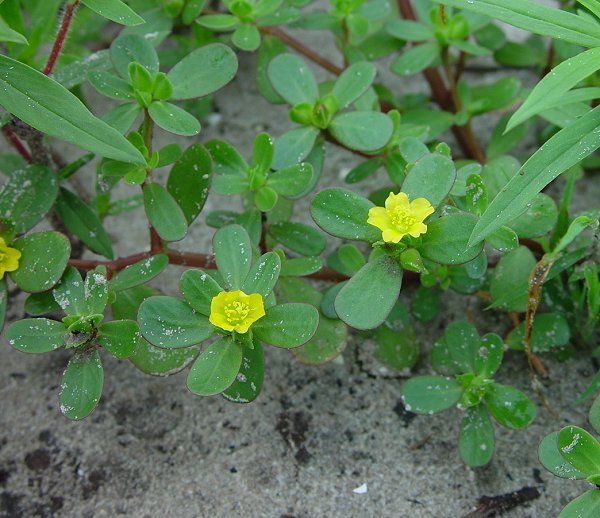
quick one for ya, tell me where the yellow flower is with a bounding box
[209,290,265,334]
[0,237,21,279]
[367,192,434,244]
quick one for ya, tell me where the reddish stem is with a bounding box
[43,1,79,75]
[1,126,32,162]
[397,0,486,163]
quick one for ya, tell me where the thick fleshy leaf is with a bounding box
[168,43,238,100]
[0,55,143,163]
[335,255,402,330]
[110,34,158,78]
[109,254,169,292]
[0,165,58,233]
[55,187,114,259]
[102,102,141,133]
[268,222,325,256]
[241,252,281,299]
[272,126,319,170]
[329,111,393,152]
[143,183,188,242]
[167,144,212,225]
[485,382,536,429]
[232,23,261,51]
[81,0,144,26]
[311,188,380,242]
[469,106,600,245]
[419,214,484,265]
[291,315,347,365]
[253,303,319,348]
[131,340,200,376]
[267,53,318,105]
[557,426,600,477]
[489,246,536,312]
[332,61,376,109]
[59,350,103,420]
[6,318,67,353]
[401,153,456,208]
[97,319,140,358]
[83,267,108,315]
[222,340,264,403]
[138,296,214,348]
[10,231,70,293]
[391,42,439,76]
[52,267,86,316]
[187,336,242,396]
[267,163,313,198]
[373,324,419,371]
[213,224,252,290]
[558,490,600,518]
[179,269,223,315]
[459,405,494,467]
[473,334,504,377]
[402,375,463,413]
[111,286,201,376]
[506,313,570,352]
[538,432,586,480]
[148,101,200,136]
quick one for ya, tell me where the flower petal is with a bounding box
[382,228,404,243]
[385,191,408,211]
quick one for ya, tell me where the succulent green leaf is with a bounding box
[401,153,456,208]
[335,255,402,330]
[556,426,600,477]
[267,53,318,105]
[241,252,281,299]
[166,144,212,224]
[232,23,261,51]
[222,340,264,403]
[485,382,536,429]
[6,318,67,353]
[143,183,188,242]
[538,432,586,480]
[419,214,484,265]
[110,34,159,79]
[331,61,376,109]
[97,319,140,358]
[391,42,439,76]
[187,336,243,396]
[55,188,114,259]
[311,188,380,242]
[179,269,223,315]
[253,302,319,348]
[558,490,600,518]
[402,375,463,413]
[213,224,252,290]
[168,43,238,100]
[272,126,319,170]
[81,0,144,26]
[329,111,393,152]
[138,295,214,348]
[109,254,169,292]
[459,405,494,467]
[10,231,70,293]
[59,350,103,420]
[0,165,58,233]
[148,101,200,136]
[268,222,326,256]
[267,163,313,198]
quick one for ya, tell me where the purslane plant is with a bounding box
[0,2,599,514]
